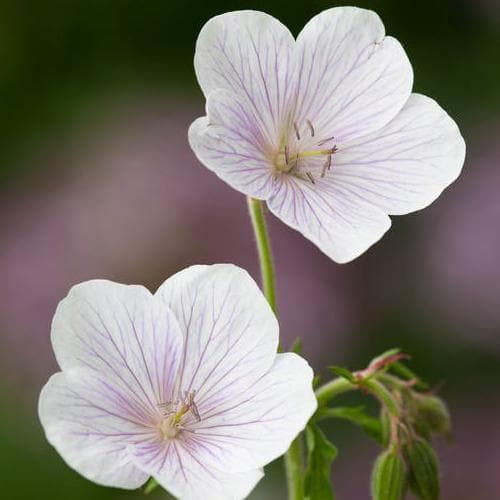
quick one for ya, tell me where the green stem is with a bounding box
[362,378,401,418]
[246,197,302,500]
[246,197,277,313]
[315,377,357,408]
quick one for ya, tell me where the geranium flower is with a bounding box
[39,264,316,499]
[189,7,465,263]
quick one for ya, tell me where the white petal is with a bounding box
[294,7,413,143]
[333,93,466,214]
[185,353,316,474]
[51,280,183,415]
[189,93,277,199]
[39,370,150,489]
[194,10,295,144]
[156,264,279,408]
[131,439,264,500]
[267,177,391,263]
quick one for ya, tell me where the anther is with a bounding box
[293,122,301,141]
[185,391,201,422]
[306,119,315,137]
[306,172,315,184]
[318,136,335,146]
[321,155,332,177]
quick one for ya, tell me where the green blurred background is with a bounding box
[1,0,499,498]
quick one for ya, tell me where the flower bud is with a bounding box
[414,395,451,439]
[370,448,406,500]
[404,438,440,500]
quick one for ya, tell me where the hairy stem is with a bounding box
[247,197,277,313]
[315,377,357,408]
[246,197,302,500]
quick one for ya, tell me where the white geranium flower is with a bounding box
[189,7,465,263]
[39,264,316,499]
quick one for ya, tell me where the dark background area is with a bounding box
[1,1,499,498]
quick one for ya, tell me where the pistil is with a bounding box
[272,120,338,183]
[157,391,201,440]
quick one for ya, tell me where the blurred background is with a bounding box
[0,0,499,498]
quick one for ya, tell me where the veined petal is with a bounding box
[130,439,264,500]
[156,264,279,411]
[333,93,466,214]
[294,7,413,143]
[267,177,391,263]
[189,90,277,199]
[184,353,316,474]
[39,370,151,489]
[194,10,296,145]
[51,280,183,417]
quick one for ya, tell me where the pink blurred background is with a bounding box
[0,1,499,498]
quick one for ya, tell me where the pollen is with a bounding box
[273,120,338,184]
[160,414,180,439]
[158,391,201,440]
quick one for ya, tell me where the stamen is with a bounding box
[185,391,201,422]
[306,172,315,184]
[321,155,332,177]
[306,119,315,137]
[293,122,301,140]
[190,400,201,422]
[284,145,289,165]
[318,135,335,146]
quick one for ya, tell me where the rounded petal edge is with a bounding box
[39,371,149,490]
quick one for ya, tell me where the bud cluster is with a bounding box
[367,350,450,500]
[314,348,451,500]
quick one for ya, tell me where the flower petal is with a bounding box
[130,439,264,500]
[156,264,279,409]
[183,353,316,474]
[267,177,391,263]
[294,7,413,143]
[333,93,466,215]
[194,10,295,143]
[189,92,277,199]
[51,279,183,418]
[39,370,150,489]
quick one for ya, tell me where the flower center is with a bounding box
[158,391,201,440]
[273,120,338,184]
[160,414,181,439]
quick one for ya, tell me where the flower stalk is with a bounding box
[247,197,277,313]
[315,377,357,407]
[247,196,303,500]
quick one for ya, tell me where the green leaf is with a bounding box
[369,348,401,367]
[317,406,383,443]
[404,439,440,500]
[304,423,338,500]
[313,374,322,389]
[328,365,356,384]
[390,361,428,390]
[290,337,303,354]
[143,478,159,495]
[371,448,406,500]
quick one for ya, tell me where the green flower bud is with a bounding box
[404,438,440,500]
[370,448,406,500]
[414,395,451,439]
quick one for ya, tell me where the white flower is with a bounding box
[39,264,316,499]
[189,7,465,263]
